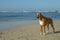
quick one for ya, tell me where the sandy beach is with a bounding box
[0,20,60,40]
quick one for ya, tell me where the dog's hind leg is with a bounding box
[46,24,49,33]
[50,23,55,33]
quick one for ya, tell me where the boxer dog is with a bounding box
[37,12,55,35]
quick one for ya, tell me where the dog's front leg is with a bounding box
[40,25,43,35]
[43,26,46,35]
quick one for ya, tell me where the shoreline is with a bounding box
[0,19,60,31]
[0,20,38,31]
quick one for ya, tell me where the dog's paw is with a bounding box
[40,33,42,35]
[46,31,49,33]
[43,33,46,35]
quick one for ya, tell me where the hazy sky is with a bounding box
[0,0,60,11]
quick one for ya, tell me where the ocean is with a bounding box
[0,12,60,21]
[0,12,60,30]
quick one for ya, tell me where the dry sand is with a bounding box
[0,20,60,40]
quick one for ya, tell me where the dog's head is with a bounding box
[36,12,42,19]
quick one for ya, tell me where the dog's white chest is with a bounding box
[39,20,43,25]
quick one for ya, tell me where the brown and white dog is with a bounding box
[37,12,55,35]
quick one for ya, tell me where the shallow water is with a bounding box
[0,20,38,31]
